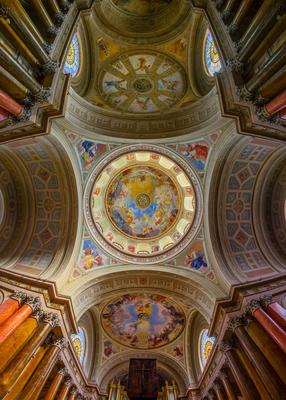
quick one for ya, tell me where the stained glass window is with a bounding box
[71,327,85,364]
[199,329,215,370]
[204,30,222,76]
[64,33,80,78]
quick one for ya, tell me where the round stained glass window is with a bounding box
[199,329,215,370]
[204,30,222,77]
[64,33,80,78]
[71,327,85,364]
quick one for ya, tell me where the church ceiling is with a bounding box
[65,131,218,284]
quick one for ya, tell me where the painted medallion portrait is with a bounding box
[101,294,185,349]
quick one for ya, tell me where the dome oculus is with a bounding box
[84,145,203,264]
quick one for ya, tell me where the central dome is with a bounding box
[106,165,180,239]
[84,145,203,264]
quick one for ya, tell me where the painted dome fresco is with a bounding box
[101,293,185,349]
[95,0,188,37]
[84,145,202,264]
[99,53,186,114]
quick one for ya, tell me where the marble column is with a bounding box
[20,337,67,400]
[247,299,286,355]
[229,316,285,399]
[0,312,59,397]
[0,292,26,325]
[0,106,8,122]
[213,381,225,400]
[44,367,67,400]
[0,65,28,100]
[220,340,259,400]
[228,0,252,34]
[0,15,39,67]
[0,296,41,346]
[57,377,73,400]
[67,386,78,400]
[220,370,237,400]
[238,0,280,61]
[247,41,286,92]
[280,106,286,119]
[0,45,42,94]
[235,341,269,399]
[0,89,23,116]
[1,0,50,63]
[30,0,58,37]
[250,14,286,65]
[0,311,41,373]
[246,319,286,384]
[2,345,47,399]
[265,91,286,117]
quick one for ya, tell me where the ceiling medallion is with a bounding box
[101,293,185,349]
[84,145,203,264]
[99,53,186,113]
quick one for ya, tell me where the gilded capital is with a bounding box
[246,299,261,315]
[260,295,273,309]
[10,290,27,305]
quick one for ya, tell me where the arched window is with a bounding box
[70,326,86,364]
[204,30,222,77]
[198,329,215,370]
[64,33,80,78]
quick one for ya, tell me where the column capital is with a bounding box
[227,57,244,73]
[220,369,228,380]
[220,340,233,353]
[25,296,42,312]
[43,312,60,327]
[31,309,45,323]
[236,85,255,102]
[70,386,78,395]
[213,380,223,391]
[0,5,9,18]
[256,105,281,124]
[259,295,273,309]
[53,337,68,350]
[228,316,245,331]
[64,376,72,385]
[246,299,261,314]
[58,367,68,376]
[10,291,27,305]
[55,12,65,25]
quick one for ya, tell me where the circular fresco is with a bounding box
[84,145,203,264]
[99,53,186,113]
[101,293,185,349]
[106,166,180,239]
[111,0,173,16]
